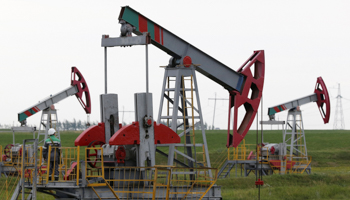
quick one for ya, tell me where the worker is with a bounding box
[43,128,61,180]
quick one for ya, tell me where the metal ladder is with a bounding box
[217,161,235,178]
[282,110,308,174]
[180,75,206,168]
[157,65,212,177]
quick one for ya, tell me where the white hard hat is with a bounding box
[48,128,56,136]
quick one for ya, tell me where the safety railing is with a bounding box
[1,145,36,175]
[227,140,261,161]
[2,145,22,168]
[85,147,103,179]
[267,155,312,174]
[0,144,35,200]
[94,166,217,200]
[0,173,20,200]
[0,144,81,200]
[3,145,218,199]
[169,167,217,199]
[211,148,228,170]
[83,147,217,200]
[285,155,312,174]
[37,146,80,184]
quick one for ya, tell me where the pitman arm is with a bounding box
[17,67,91,125]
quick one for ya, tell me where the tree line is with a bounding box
[0,119,217,131]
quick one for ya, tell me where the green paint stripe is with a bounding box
[268,108,276,116]
[121,7,156,38]
[18,113,28,122]
[18,108,37,122]
[147,20,155,39]
[122,7,139,30]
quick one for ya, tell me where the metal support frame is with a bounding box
[281,109,308,174]
[100,94,120,144]
[157,66,212,177]
[36,108,60,144]
[134,93,156,168]
[21,139,38,200]
[11,126,36,145]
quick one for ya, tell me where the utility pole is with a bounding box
[334,83,345,130]
[208,93,228,130]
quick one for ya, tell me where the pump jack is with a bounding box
[2,67,91,178]
[16,67,91,143]
[260,77,330,174]
[75,6,265,171]
[17,6,266,200]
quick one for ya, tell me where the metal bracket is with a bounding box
[101,32,151,47]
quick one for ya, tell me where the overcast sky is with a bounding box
[1,1,349,131]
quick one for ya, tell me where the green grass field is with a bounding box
[1,129,350,199]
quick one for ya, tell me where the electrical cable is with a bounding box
[260,96,263,200]
[256,108,260,199]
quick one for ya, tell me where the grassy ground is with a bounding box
[0,129,349,199]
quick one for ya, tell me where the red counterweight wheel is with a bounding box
[227,50,265,148]
[71,67,91,114]
[314,77,331,124]
[86,140,105,168]
[4,144,14,158]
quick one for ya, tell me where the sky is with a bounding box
[1,0,350,131]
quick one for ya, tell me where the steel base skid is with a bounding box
[26,182,222,200]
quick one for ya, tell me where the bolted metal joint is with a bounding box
[168,57,180,68]
[143,115,153,128]
[120,20,135,37]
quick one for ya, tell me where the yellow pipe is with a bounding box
[165,169,171,200]
[152,168,158,200]
[85,147,88,178]
[6,180,8,200]
[38,146,43,183]
[227,148,229,160]
[64,148,67,181]
[101,148,104,178]
[77,146,80,186]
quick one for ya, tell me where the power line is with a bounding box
[119,106,134,124]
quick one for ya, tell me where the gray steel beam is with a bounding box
[102,33,150,47]
[117,6,245,92]
[18,85,78,123]
[268,93,317,119]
